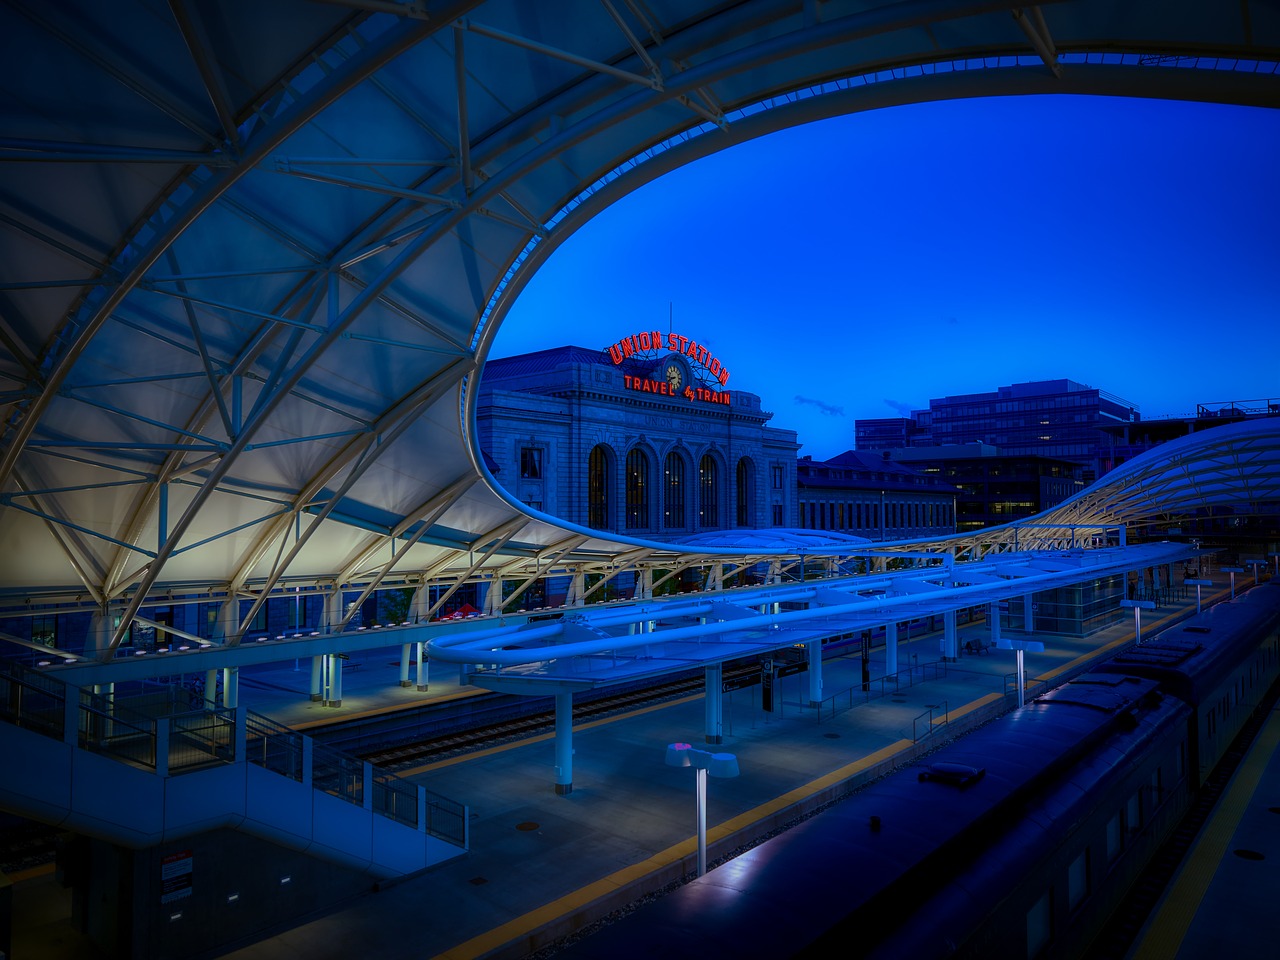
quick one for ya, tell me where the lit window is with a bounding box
[520,447,543,479]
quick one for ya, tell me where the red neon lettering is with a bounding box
[718,367,729,386]
[668,333,680,351]
[637,331,651,350]
[609,344,624,364]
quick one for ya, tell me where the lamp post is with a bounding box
[1186,578,1212,615]
[665,742,739,877]
[1222,566,1243,600]
[996,639,1044,708]
[1121,599,1156,644]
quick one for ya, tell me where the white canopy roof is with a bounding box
[2,1,1277,654]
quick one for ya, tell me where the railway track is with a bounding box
[353,667,759,771]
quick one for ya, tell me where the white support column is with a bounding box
[704,664,723,744]
[416,641,429,691]
[214,598,238,644]
[85,609,113,656]
[411,583,429,623]
[483,577,502,615]
[324,589,344,631]
[554,691,574,795]
[943,610,957,661]
[807,640,823,707]
[310,655,323,701]
[204,668,218,710]
[635,568,653,601]
[222,666,238,709]
[399,643,412,687]
[330,653,343,706]
[566,568,586,607]
[885,622,899,676]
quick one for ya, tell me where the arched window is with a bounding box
[625,448,650,530]
[736,458,754,527]
[699,455,719,528]
[664,452,686,529]
[588,445,611,530]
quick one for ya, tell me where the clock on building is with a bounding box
[665,362,682,392]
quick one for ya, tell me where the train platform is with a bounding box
[5,581,1243,960]
[1127,685,1280,960]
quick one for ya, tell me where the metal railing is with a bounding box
[817,659,950,723]
[0,657,468,848]
[912,700,949,742]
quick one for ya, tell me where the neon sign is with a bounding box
[622,374,731,405]
[606,330,730,386]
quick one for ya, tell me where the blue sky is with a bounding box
[495,95,1279,461]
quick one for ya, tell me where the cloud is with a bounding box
[794,395,845,417]
[883,399,915,417]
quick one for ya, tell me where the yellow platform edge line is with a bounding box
[1129,703,1280,960]
[430,735,917,960]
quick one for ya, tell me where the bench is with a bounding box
[963,640,991,656]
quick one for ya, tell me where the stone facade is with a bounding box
[475,345,799,539]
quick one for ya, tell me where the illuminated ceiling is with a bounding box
[2,0,1277,654]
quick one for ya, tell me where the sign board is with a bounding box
[160,850,193,904]
[722,673,758,694]
[335,653,350,660]
[777,661,808,679]
[1185,579,1212,586]
[761,658,775,712]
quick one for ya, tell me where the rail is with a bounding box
[911,700,949,742]
[817,659,951,723]
[0,657,467,848]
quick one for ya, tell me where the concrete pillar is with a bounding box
[567,569,586,607]
[481,578,501,616]
[332,653,343,706]
[807,640,823,707]
[943,610,957,660]
[204,668,218,709]
[324,589,344,631]
[634,568,653,601]
[1023,594,1034,633]
[221,667,238,709]
[554,691,573,795]
[416,641,428,691]
[989,602,1002,645]
[399,643,412,687]
[411,584,429,623]
[85,609,113,656]
[704,664,723,744]
[310,655,323,701]
[214,598,238,644]
[885,622,899,676]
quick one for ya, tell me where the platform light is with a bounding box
[665,741,740,877]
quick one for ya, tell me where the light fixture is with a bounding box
[665,741,740,877]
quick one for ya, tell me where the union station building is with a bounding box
[475,334,800,540]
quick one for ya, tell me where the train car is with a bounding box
[1095,580,1280,784]
[557,582,1280,960]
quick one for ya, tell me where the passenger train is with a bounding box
[558,581,1280,959]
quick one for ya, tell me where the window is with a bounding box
[626,448,650,530]
[1106,812,1124,863]
[520,446,543,479]
[1067,850,1089,912]
[589,445,611,530]
[772,504,784,525]
[771,464,784,489]
[664,452,686,529]
[736,459,753,527]
[700,456,719,527]
[1027,889,1052,958]
[30,615,56,648]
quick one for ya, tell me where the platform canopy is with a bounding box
[2,1,1278,656]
